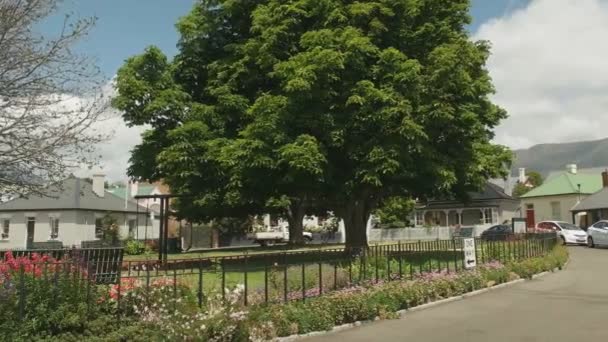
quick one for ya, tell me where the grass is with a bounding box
[123,240,443,261]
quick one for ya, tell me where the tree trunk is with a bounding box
[340,198,372,253]
[287,202,306,246]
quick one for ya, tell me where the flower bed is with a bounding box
[0,244,568,341]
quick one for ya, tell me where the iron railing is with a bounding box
[0,233,558,320]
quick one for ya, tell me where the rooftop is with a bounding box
[0,177,147,213]
[520,172,603,198]
[572,187,608,212]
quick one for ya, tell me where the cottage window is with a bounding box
[481,209,494,224]
[49,217,59,240]
[128,219,137,238]
[1,219,9,239]
[415,211,425,226]
[550,202,561,220]
[95,218,104,239]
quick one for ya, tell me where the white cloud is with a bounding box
[475,0,608,149]
[74,81,146,182]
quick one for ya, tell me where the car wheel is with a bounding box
[561,236,566,245]
[587,236,595,248]
[304,236,313,243]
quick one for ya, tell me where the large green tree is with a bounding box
[113,0,511,249]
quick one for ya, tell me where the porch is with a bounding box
[413,207,500,228]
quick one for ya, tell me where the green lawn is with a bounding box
[123,241,414,261]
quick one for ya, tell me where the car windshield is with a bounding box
[557,222,581,230]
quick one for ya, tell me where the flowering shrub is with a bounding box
[0,252,58,281]
[0,252,104,340]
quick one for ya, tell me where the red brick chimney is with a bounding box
[603,170,608,188]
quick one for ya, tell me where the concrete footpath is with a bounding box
[307,247,608,342]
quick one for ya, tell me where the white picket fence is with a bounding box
[368,225,495,242]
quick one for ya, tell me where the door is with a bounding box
[26,217,35,249]
[526,205,535,229]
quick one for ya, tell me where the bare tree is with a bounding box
[0,0,109,197]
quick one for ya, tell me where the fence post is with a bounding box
[452,239,458,272]
[318,248,323,295]
[398,241,403,279]
[374,244,379,283]
[264,257,269,304]
[18,264,26,321]
[198,260,204,308]
[221,259,226,301]
[302,263,306,302]
[283,252,288,303]
[244,253,248,306]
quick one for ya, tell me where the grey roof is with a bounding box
[572,187,608,212]
[419,182,517,210]
[0,177,145,213]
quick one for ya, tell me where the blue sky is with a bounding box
[40,0,529,77]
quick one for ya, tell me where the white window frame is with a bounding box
[550,201,561,220]
[95,217,104,239]
[128,218,137,239]
[49,214,60,240]
[481,208,494,224]
[415,211,425,226]
[1,218,9,240]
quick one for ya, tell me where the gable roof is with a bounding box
[0,177,145,213]
[489,176,519,196]
[546,166,608,181]
[520,172,603,198]
[107,184,157,200]
[419,182,516,210]
[572,187,608,212]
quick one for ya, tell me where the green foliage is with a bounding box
[114,0,512,248]
[512,170,544,197]
[123,239,150,256]
[373,197,415,227]
[100,213,120,244]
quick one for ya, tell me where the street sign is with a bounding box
[463,238,477,269]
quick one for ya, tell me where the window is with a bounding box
[1,219,9,239]
[481,209,494,224]
[415,211,425,226]
[95,218,104,239]
[526,204,534,210]
[128,219,137,238]
[550,202,561,220]
[49,217,59,240]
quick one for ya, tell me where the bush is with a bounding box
[123,239,150,256]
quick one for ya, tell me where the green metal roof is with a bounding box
[520,172,603,198]
[107,184,156,200]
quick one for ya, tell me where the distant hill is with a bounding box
[512,138,608,176]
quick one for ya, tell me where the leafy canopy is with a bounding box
[113,0,512,246]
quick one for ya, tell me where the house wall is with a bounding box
[521,194,586,224]
[0,210,157,250]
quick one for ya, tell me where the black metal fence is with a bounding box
[118,233,557,307]
[1,233,557,320]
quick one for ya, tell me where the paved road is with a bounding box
[308,247,608,342]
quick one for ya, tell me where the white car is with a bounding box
[586,220,608,248]
[536,221,588,245]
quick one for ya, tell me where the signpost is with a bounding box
[463,238,477,269]
[512,218,527,234]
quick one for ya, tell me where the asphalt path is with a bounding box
[307,246,608,342]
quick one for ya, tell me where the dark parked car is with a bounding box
[480,225,514,241]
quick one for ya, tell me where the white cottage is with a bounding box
[0,175,158,250]
[413,183,520,231]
